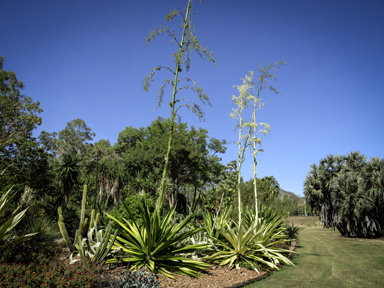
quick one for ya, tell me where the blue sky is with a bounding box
[2,0,383,196]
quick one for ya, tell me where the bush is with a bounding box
[107,194,155,228]
[19,216,61,248]
[0,256,104,288]
[0,240,61,265]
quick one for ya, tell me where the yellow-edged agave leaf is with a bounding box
[148,259,155,271]
[205,216,294,271]
[105,197,209,278]
[158,267,175,279]
[171,243,209,254]
[0,188,36,249]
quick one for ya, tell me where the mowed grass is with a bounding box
[246,217,384,288]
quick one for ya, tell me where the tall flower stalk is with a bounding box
[248,61,288,217]
[230,74,254,225]
[231,61,288,223]
[143,0,216,212]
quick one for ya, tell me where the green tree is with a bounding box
[304,152,384,237]
[115,117,226,214]
[0,56,47,189]
[57,152,81,204]
[39,118,95,158]
[143,0,217,212]
[37,119,95,207]
[261,176,280,204]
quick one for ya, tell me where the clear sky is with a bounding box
[1,0,383,196]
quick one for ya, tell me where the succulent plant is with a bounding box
[104,268,161,288]
[58,185,118,264]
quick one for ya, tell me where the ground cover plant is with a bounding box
[0,256,104,288]
[246,216,384,288]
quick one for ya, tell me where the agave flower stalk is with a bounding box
[143,0,216,212]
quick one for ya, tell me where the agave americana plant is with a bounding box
[204,217,294,272]
[69,221,119,264]
[58,185,119,264]
[105,199,210,279]
[177,224,211,261]
[202,208,232,239]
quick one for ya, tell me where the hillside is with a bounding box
[278,188,303,200]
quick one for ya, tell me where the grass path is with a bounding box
[246,217,384,288]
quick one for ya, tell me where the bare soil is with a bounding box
[157,265,270,288]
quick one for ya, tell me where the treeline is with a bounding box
[0,53,284,219]
[1,56,283,222]
[304,152,384,237]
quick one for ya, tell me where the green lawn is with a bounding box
[246,217,384,288]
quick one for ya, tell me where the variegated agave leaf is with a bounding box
[105,200,210,279]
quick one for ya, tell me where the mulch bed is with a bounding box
[57,240,298,288]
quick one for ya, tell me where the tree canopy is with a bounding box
[304,151,384,237]
[0,56,48,191]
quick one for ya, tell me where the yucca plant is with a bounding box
[105,199,210,279]
[204,219,293,272]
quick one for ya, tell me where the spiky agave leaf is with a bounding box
[205,219,294,272]
[105,199,210,278]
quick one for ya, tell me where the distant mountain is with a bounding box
[278,188,303,200]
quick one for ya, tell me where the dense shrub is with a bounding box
[0,256,103,288]
[1,239,61,265]
[107,194,155,228]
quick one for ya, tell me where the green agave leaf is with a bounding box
[171,243,209,254]
[157,267,175,279]
[105,212,147,249]
[106,197,210,278]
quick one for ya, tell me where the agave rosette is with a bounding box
[204,217,294,272]
[105,200,210,279]
[69,221,119,264]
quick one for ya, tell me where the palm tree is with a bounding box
[57,151,81,204]
[98,158,123,209]
[305,152,384,237]
[332,170,373,236]
[364,157,384,237]
[304,154,345,230]
[262,176,280,203]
